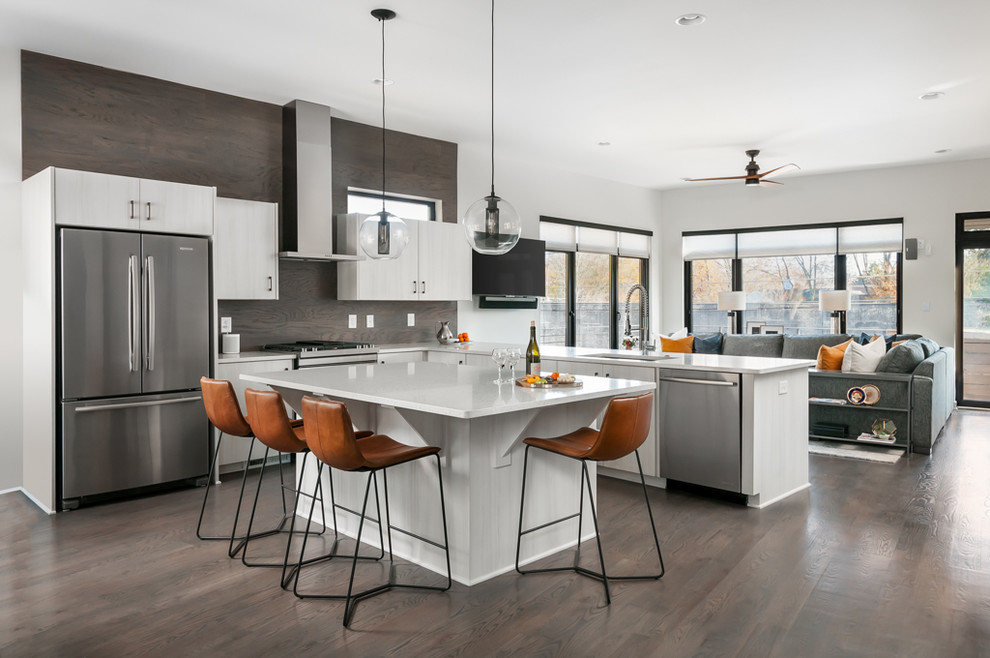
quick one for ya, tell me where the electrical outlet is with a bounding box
[407,313,415,327]
[366,314,374,328]
[220,317,232,333]
[778,380,788,395]
[348,314,357,329]
[922,302,931,312]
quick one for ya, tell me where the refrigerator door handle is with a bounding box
[128,255,139,372]
[74,396,202,413]
[144,255,156,371]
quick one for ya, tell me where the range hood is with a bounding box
[279,100,357,261]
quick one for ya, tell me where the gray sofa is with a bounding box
[709,333,954,454]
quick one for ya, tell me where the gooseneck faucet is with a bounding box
[623,284,654,351]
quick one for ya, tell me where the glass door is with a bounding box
[957,214,990,407]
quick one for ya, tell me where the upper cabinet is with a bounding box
[52,168,214,236]
[214,197,278,300]
[337,220,471,301]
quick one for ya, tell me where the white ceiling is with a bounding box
[3,0,990,190]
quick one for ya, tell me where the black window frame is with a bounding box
[346,189,437,221]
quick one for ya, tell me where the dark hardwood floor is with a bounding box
[3,411,990,657]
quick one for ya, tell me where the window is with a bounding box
[347,189,437,221]
[540,218,652,349]
[683,220,902,336]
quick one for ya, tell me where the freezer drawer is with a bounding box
[658,370,742,492]
[61,392,209,501]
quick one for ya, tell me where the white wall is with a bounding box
[456,141,664,345]
[660,158,990,348]
[0,47,23,490]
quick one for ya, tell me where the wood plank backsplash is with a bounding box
[21,50,460,347]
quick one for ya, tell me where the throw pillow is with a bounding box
[660,335,694,353]
[915,336,940,358]
[816,338,855,370]
[659,327,688,340]
[693,333,723,354]
[858,332,881,345]
[841,336,886,373]
[876,341,925,373]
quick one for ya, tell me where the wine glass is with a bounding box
[505,348,522,382]
[490,348,507,383]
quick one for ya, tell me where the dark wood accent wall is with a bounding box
[20,51,282,202]
[332,118,457,223]
[21,50,459,348]
[219,262,455,350]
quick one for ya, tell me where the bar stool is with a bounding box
[197,376,273,544]
[290,395,451,627]
[515,392,664,604]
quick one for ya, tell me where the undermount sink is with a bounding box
[585,352,677,361]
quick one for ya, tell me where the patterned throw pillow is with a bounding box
[816,338,855,370]
[660,335,694,353]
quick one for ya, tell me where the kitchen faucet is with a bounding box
[623,284,654,351]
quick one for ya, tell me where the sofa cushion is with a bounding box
[661,335,694,353]
[816,338,855,370]
[915,336,940,358]
[659,327,688,340]
[722,334,784,357]
[782,334,853,359]
[876,341,925,373]
[692,333,723,354]
[841,336,886,373]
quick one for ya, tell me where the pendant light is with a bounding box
[460,0,521,255]
[359,8,409,260]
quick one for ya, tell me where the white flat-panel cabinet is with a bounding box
[215,198,278,300]
[214,358,294,469]
[51,167,214,235]
[378,351,426,364]
[338,220,471,301]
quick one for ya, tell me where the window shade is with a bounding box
[541,222,576,251]
[541,220,650,256]
[737,227,836,258]
[682,233,735,260]
[963,217,990,232]
[618,232,651,258]
[578,227,618,254]
[838,223,902,254]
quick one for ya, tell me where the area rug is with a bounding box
[808,440,902,464]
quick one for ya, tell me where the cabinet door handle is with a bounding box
[145,202,152,221]
[421,280,426,294]
[268,276,273,291]
[129,200,136,219]
[412,280,417,294]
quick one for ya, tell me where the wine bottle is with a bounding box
[526,320,541,376]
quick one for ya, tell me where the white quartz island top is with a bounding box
[241,361,655,419]
[378,342,814,375]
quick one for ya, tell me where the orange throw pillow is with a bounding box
[660,335,694,353]
[816,338,855,370]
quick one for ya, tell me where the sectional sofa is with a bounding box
[696,333,954,454]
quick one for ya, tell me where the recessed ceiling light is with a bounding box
[373,78,394,86]
[935,148,952,154]
[597,141,612,147]
[919,91,944,101]
[676,14,706,26]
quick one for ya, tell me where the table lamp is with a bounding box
[819,290,851,334]
[717,291,747,334]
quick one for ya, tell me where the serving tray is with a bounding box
[515,377,583,389]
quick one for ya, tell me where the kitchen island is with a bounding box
[242,361,655,586]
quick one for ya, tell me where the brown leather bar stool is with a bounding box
[197,376,275,544]
[515,392,664,604]
[290,395,451,627]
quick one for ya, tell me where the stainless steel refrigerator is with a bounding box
[59,228,210,508]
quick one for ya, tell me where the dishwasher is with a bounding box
[658,369,742,492]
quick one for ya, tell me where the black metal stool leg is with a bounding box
[635,450,664,578]
[580,460,611,604]
[227,439,260,557]
[196,430,226,540]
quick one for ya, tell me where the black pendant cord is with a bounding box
[489,0,496,198]
[380,14,388,215]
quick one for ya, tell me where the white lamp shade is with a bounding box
[819,289,851,311]
[717,291,747,311]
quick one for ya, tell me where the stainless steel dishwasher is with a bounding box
[658,369,742,492]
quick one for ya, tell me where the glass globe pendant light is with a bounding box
[359,8,409,260]
[460,0,521,255]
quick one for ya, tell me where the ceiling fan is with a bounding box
[684,149,800,187]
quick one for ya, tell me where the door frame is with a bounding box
[955,211,990,408]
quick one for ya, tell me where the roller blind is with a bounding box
[541,220,651,257]
[683,233,735,260]
[737,227,836,258]
[838,223,902,254]
[541,222,576,251]
[578,227,618,254]
[618,232,651,258]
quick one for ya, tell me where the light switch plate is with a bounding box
[348,314,357,329]
[778,380,788,395]
[366,314,374,328]
[220,317,232,333]
[407,313,415,327]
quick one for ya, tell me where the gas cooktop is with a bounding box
[263,340,377,354]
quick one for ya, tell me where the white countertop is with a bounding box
[241,361,655,420]
[379,341,814,375]
[217,351,296,364]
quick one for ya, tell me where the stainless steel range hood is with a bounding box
[280,100,357,261]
